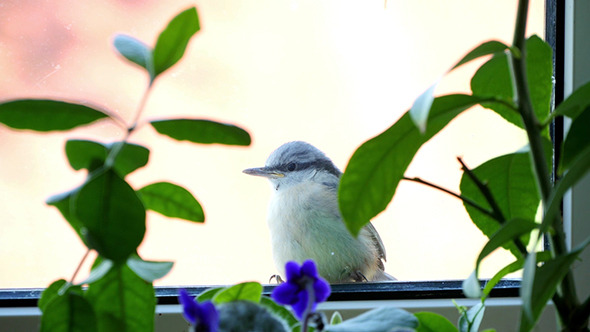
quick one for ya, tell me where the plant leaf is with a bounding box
[126,255,173,282]
[152,7,200,79]
[259,296,300,330]
[40,283,97,332]
[196,287,225,302]
[85,263,155,332]
[470,35,552,129]
[0,99,109,132]
[113,34,153,76]
[552,80,590,120]
[458,302,485,332]
[150,119,251,146]
[339,94,489,236]
[521,236,590,328]
[39,279,69,313]
[560,106,590,172]
[452,40,509,70]
[213,282,263,304]
[46,188,85,243]
[73,169,146,263]
[415,311,458,332]
[65,140,150,177]
[543,144,590,234]
[325,306,418,332]
[459,152,539,258]
[462,271,482,299]
[137,182,204,222]
[81,259,114,285]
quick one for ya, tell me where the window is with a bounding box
[0,0,548,296]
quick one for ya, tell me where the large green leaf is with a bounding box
[150,119,251,146]
[459,152,539,258]
[152,7,200,79]
[213,282,263,304]
[0,99,109,132]
[458,302,485,332]
[560,106,590,172]
[39,280,97,332]
[113,34,153,77]
[471,35,552,128]
[137,182,204,222]
[415,312,458,332]
[73,169,146,263]
[65,140,150,176]
[339,94,487,236]
[259,297,300,331]
[325,306,418,332]
[85,263,155,332]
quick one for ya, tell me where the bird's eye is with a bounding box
[287,162,297,171]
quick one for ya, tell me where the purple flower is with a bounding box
[178,289,219,332]
[271,260,331,319]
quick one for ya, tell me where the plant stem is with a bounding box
[104,83,153,168]
[70,249,91,284]
[511,0,580,324]
[402,176,497,221]
[302,282,316,332]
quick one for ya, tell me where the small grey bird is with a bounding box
[243,141,395,283]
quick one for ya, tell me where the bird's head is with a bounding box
[243,141,341,190]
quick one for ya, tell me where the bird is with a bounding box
[243,141,395,283]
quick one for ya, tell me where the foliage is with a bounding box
[339,0,590,331]
[0,7,251,331]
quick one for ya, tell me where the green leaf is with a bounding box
[470,35,552,128]
[415,312,458,332]
[40,280,97,332]
[560,106,590,172]
[86,263,155,332]
[464,218,537,298]
[524,35,553,125]
[459,152,539,258]
[521,236,590,328]
[213,282,263,304]
[330,311,343,325]
[150,119,251,146]
[482,251,551,299]
[137,182,204,222]
[46,188,85,242]
[126,255,173,282]
[0,99,109,132]
[152,7,200,79]
[197,287,225,302]
[73,169,146,263]
[458,302,485,332]
[259,296,300,330]
[65,140,150,177]
[326,306,418,332]
[552,80,590,120]
[39,279,68,312]
[452,40,509,70]
[113,34,153,76]
[543,144,590,234]
[339,94,489,236]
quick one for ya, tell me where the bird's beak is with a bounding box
[242,167,285,178]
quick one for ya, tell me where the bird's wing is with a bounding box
[365,222,387,263]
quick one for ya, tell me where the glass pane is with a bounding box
[0,0,545,288]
